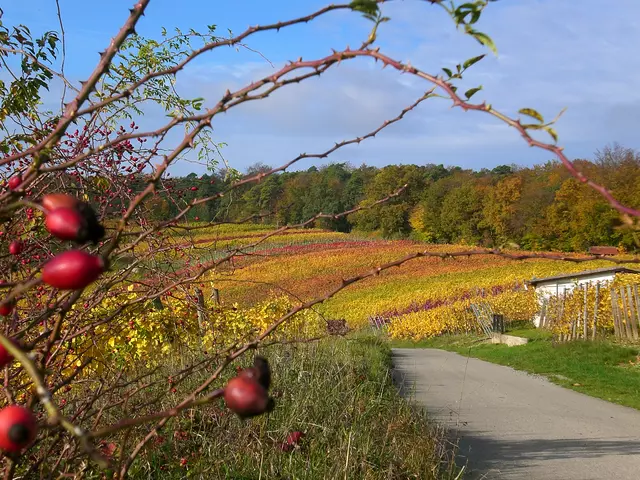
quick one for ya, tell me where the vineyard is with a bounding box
[151,225,640,342]
[9,223,638,427]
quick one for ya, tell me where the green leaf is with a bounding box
[470,30,497,55]
[442,67,453,78]
[350,0,379,17]
[464,86,483,99]
[519,108,544,123]
[463,54,485,70]
[545,127,558,143]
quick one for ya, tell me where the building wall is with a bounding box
[532,273,617,327]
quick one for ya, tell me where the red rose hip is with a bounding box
[223,377,273,419]
[42,250,105,290]
[0,300,14,317]
[7,175,22,191]
[9,240,24,256]
[0,339,17,368]
[41,193,80,212]
[42,196,105,244]
[0,405,37,453]
[45,208,86,241]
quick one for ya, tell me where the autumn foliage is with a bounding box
[0,0,639,478]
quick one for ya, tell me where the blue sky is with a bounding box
[3,0,640,175]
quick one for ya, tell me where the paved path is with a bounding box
[392,348,640,480]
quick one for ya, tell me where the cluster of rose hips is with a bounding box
[2,188,107,316]
[2,177,276,453]
[0,186,108,454]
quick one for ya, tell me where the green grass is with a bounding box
[503,326,553,340]
[83,334,458,479]
[390,331,640,410]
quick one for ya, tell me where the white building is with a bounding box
[528,267,640,327]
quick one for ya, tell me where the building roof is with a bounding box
[588,246,619,255]
[528,266,640,286]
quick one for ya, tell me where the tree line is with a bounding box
[135,143,640,253]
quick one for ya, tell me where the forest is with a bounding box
[133,143,640,252]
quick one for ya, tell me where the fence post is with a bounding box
[492,314,504,334]
[211,288,220,306]
[611,288,621,338]
[634,285,640,336]
[627,285,638,340]
[539,299,547,328]
[583,285,588,340]
[560,289,567,340]
[620,287,634,340]
[592,282,600,340]
[195,287,206,334]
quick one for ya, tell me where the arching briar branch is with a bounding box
[305,47,640,218]
[111,90,431,257]
[89,388,224,438]
[60,183,408,346]
[0,0,150,167]
[72,3,357,119]
[82,42,640,227]
[0,336,110,468]
[22,39,636,224]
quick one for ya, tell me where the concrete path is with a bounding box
[392,348,640,480]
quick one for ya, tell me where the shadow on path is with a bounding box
[391,348,640,479]
[455,435,640,479]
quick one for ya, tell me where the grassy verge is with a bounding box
[118,334,459,479]
[391,329,640,410]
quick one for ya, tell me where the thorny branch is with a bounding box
[0,0,639,477]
